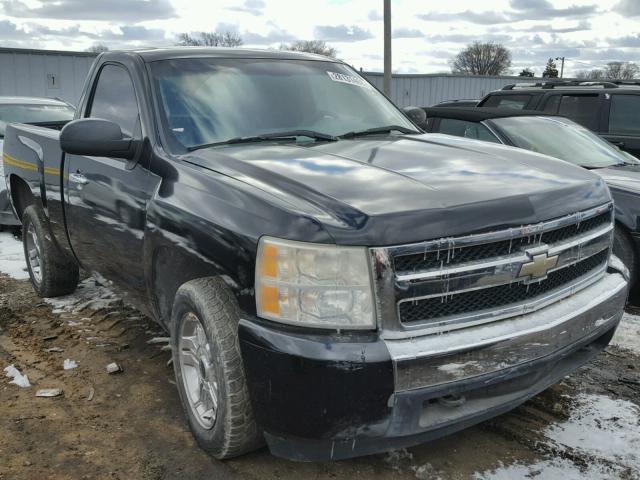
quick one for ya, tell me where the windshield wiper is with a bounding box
[339,125,420,139]
[187,130,338,151]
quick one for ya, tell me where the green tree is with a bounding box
[542,58,559,78]
[518,68,535,77]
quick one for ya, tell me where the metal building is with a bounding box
[0,47,97,105]
[0,47,542,109]
[363,72,544,107]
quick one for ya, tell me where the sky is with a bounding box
[0,0,638,76]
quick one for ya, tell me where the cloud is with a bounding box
[243,29,297,45]
[418,2,598,25]
[614,0,640,16]
[227,0,265,16]
[314,25,373,42]
[418,11,509,25]
[508,0,598,20]
[610,34,640,47]
[368,10,382,21]
[1,0,175,21]
[425,32,513,44]
[393,28,424,39]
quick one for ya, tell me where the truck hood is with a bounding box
[183,133,610,245]
[594,164,640,193]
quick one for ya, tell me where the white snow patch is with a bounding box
[4,364,31,387]
[475,393,640,479]
[475,458,619,480]
[63,359,78,370]
[437,361,480,375]
[0,231,28,280]
[45,276,120,314]
[612,312,640,355]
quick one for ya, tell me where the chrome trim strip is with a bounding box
[385,272,627,390]
[388,202,612,260]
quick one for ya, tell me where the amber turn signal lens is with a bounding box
[261,244,278,278]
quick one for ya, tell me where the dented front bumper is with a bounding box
[238,260,628,461]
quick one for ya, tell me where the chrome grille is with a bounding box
[370,203,614,338]
[393,210,612,274]
[399,249,608,324]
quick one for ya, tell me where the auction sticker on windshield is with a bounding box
[327,71,372,89]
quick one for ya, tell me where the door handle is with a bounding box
[611,141,626,148]
[69,172,89,185]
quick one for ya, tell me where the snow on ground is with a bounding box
[44,276,121,314]
[0,231,28,279]
[476,393,640,479]
[613,312,640,355]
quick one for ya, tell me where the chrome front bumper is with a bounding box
[386,266,628,392]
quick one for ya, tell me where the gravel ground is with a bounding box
[1,231,639,480]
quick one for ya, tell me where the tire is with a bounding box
[613,225,637,292]
[22,205,79,297]
[170,277,262,459]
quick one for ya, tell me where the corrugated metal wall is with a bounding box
[0,47,541,109]
[0,48,96,106]
[363,72,544,107]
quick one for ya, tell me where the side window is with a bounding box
[437,118,500,143]
[482,95,531,110]
[609,95,640,135]
[541,95,560,113]
[88,64,140,137]
[557,94,599,130]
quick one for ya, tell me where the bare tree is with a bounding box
[177,31,243,47]
[574,62,638,81]
[451,42,512,76]
[86,44,109,53]
[542,58,559,78]
[575,69,605,80]
[280,40,337,58]
[603,61,639,80]
[518,68,535,77]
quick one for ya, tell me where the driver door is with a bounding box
[64,63,154,304]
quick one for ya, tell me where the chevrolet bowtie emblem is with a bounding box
[519,250,558,281]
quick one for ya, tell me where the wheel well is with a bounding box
[9,175,35,221]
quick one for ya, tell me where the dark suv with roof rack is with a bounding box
[478,80,640,157]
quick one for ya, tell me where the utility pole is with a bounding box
[555,56,565,78]
[383,0,391,96]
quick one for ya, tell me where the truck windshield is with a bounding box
[150,58,416,151]
[0,104,75,137]
[491,116,638,168]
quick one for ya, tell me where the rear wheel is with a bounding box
[170,277,262,459]
[22,205,79,297]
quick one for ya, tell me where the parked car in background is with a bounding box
[432,99,479,108]
[0,96,75,228]
[477,80,640,158]
[1,48,628,461]
[422,106,640,291]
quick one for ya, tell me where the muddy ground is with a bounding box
[1,257,639,479]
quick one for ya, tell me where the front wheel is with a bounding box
[22,205,79,297]
[170,277,262,459]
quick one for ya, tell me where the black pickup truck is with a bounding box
[1,48,629,461]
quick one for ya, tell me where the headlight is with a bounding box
[255,237,376,329]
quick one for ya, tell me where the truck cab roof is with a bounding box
[107,47,338,63]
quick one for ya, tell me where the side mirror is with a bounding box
[60,118,138,160]
[403,106,427,128]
